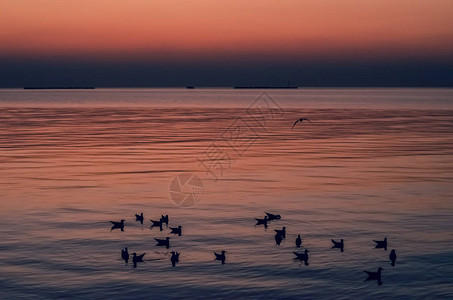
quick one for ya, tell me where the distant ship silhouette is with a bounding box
[234,86,297,89]
[24,86,95,89]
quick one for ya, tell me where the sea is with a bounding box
[0,88,452,299]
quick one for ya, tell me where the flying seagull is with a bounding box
[292,118,314,129]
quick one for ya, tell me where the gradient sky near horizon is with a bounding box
[1,0,453,87]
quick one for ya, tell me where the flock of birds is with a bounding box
[111,211,397,285]
[110,213,226,269]
[255,213,397,286]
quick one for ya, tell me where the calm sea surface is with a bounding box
[0,88,452,299]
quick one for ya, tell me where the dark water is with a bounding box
[0,89,452,299]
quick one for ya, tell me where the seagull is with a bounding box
[275,232,283,246]
[170,225,182,236]
[150,219,163,231]
[135,213,144,224]
[110,219,125,231]
[121,247,129,264]
[265,212,281,221]
[295,235,302,248]
[374,237,387,251]
[170,251,180,267]
[214,250,226,264]
[292,117,314,129]
[331,239,344,252]
[363,267,383,285]
[155,237,170,249]
[293,249,309,265]
[132,252,146,268]
[389,249,397,267]
[274,227,286,238]
[255,216,269,229]
[160,215,169,226]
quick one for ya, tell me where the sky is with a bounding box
[1,0,453,87]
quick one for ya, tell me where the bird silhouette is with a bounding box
[274,227,286,238]
[331,239,344,252]
[265,212,281,221]
[364,267,383,285]
[135,213,144,225]
[214,250,226,264]
[132,252,145,268]
[293,249,309,265]
[295,235,302,248]
[121,247,129,264]
[275,232,283,246]
[155,237,170,249]
[110,219,125,231]
[374,237,387,251]
[150,219,163,231]
[170,251,180,267]
[170,225,182,236]
[160,215,169,227]
[292,118,314,129]
[255,216,269,229]
[389,249,397,267]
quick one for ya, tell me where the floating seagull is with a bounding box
[135,213,144,225]
[374,237,387,251]
[275,232,283,246]
[110,219,125,231]
[121,247,129,264]
[214,250,226,264]
[292,117,314,129]
[155,237,170,249]
[170,225,182,236]
[389,249,397,267]
[331,239,344,252]
[132,252,145,268]
[275,227,286,238]
[363,267,383,285]
[295,235,302,248]
[265,212,281,221]
[160,215,169,226]
[150,219,163,231]
[293,249,309,265]
[170,251,180,267]
[255,216,269,229]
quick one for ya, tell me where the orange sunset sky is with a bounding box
[1,0,453,62]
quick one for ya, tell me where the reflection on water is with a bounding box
[0,89,452,299]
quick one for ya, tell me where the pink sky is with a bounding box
[1,0,452,62]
